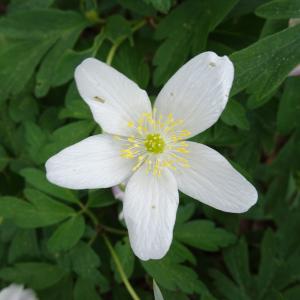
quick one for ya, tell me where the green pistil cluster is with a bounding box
[144,133,165,154]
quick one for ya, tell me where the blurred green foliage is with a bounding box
[0,0,300,299]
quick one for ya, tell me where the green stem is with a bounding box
[106,19,146,65]
[103,234,140,300]
[101,224,127,236]
[106,41,121,66]
[92,31,105,57]
[132,19,147,32]
[78,202,99,225]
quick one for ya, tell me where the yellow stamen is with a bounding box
[120,111,191,175]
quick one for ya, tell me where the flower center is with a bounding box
[144,133,165,154]
[117,110,191,176]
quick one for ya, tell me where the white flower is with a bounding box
[0,284,38,300]
[112,185,125,201]
[46,52,258,260]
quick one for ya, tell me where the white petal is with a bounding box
[75,58,152,136]
[112,185,125,201]
[174,142,257,213]
[289,64,300,77]
[124,164,179,260]
[154,52,234,137]
[0,284,38,300]
[46,134,134,189]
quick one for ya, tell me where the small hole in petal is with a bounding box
[209,62,216,67]
[151,205,156,209]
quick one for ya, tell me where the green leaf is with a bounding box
[210,240,252,300]
[221,100,250,130]
[142,260,207,295]
[0,37,54,102]
[0,145,10,171]
[230,25,300,107]
[223,238,251,289]
[9,95,38,122]
[142,244,209,295]
[175,220,236,251]
[20,168,78,203]
[8,0,55,14]
[277,77,300,134]
[87,189,117,208]
[35,12,88,97]
[59,82,92,120]
[24,121,47,163]
[176,203,196,224]
[0,197,35,227]
[153,0,237,86]
[0,195,72,228]
[8,229,40,263]
[0,104,20,154]
[74,278,101,300]
[52,33,105,88]
[42,120,96,159]
[24,188,75,220]
[105,15,131,43]
[0,9,88,101]
[52,49,92,88]
[118,0,155,16]
[47,215,85,253]
[0,190,75,229]
[256,0,300,19]
[257,229,277,299]
[0,189,75,228]
[114,43,150,89]
[285,286,300,300]
[69,242,101,280]
[0,262,66,290]
[38,276,74,300]
[143,0,172,13]
[111,237,135,283]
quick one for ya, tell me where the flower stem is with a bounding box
[101,224,127,235]
[106,19,146,66]
[78,202,137,300]
[106,41,121,66]
[103,234,140,300]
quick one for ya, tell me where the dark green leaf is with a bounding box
[0,145,10,171]
[47,215,85,253]
[175,220,236,251]
[74,278,101,300]
[230,25,300,107]
[0,262,66,290]
[20,168,78,203]
[256,0,300,19]
[277,77,300,133]
[111,237,135,283]
[105,15,131,43]
[221,100,250,130]
[143,0,172,13]
[8,229,40,263]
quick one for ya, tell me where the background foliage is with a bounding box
[0,0,300,299]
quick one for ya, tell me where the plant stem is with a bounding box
[103,234,140,300]
[101,224,127,235]
[106,19,146,65]
[78,203,137,300]
[92,31,105,57]
[106,41,121,66]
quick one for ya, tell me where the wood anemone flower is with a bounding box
[45,52,258,260]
